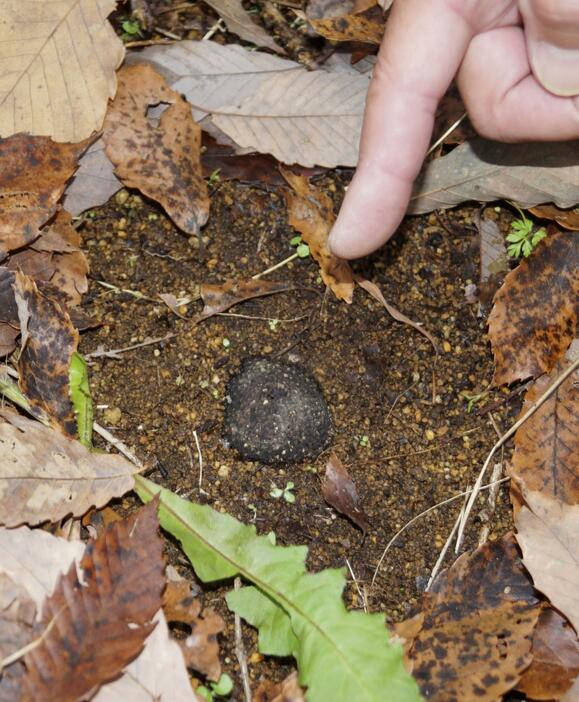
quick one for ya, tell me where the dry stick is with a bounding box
[346,558,368,613]
[202,18,225,40]
[92,422,145,469]
[426,491,470,590]
[425,112,467,156]
[234,577,253,702]
[370,477,510,590]
[192,429,206,494]
[454,357,579,553]
[85,333,177,360]
[252,253,299,280]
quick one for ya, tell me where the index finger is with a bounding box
[329,1,487,258]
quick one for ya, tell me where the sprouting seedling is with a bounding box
[121,19,142,40]
[358,435,370,448]
[506,203,547,258]
[268,318,280,332]
[462,390,489,413]
[197,673,233,701]
[270,481,296,503]
[207,168,221,186]
[290,235,310,259]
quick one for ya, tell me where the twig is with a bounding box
[192,430,205,494]
[477,461,504,547]
[370,477,510,589]
[95,280,158,303]
[92,422,145,469]
[153,25,182,40]
[252,253,299,280]
[124,38,174,47]
[85,333,177,360]
[202,18,225,40]
[426,112,467,156]
[454,357,579,552]
[346,559,368,613]
[154,2,194,14]
[216,312,307,323]
[426,491,469,590]
[234,577,253,702]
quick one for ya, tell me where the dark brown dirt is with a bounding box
[79,177,519,693]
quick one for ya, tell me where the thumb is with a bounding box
[520,0,579,95]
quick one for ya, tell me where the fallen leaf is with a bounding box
[92,610,202,701]
[562,675,579,701]
[0,0,124,142]
[307,0,377,20]
[103,64,209,236]
[204,0,284,53]
[409,138,579,214]
[281,168,354,302]
[0,135,88,257]
[0,409,135,527]
[63,139,123,216]
[488,230,578,385]
[529,204,579,231]
[432,86,474,147]
[13,272,78,435]
[357,278,438,350]
[516,607,579,700]
[162,580,201,625]
[0,525,197,702]
[510,345,579,503]
[0,268,19,357]
[255,672,306,702]
[515,487,579,633]
[196,279,294,322]
[159,292,188,319]
[130,41,370,167]
[402,535,540,702]
[309,12,384,44]
[476,214,509,309]
[20,500,165,702]
[322,453,371,531]
[0,573,37,699]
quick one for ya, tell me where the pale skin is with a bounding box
[328,0,579,259]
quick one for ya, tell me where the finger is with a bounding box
[519,0,579,96]
[459,25,579,140]
[329,0,476,259]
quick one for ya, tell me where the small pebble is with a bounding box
[217,465,230,478]
[103,406,122,425]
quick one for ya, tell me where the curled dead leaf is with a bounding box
[196,279,294,322]
[281,168,354,302]
[322,452,370,531]
[104,64,209,237]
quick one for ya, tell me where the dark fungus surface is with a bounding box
[224,358,332,463]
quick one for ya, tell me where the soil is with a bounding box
[79,1,522,696]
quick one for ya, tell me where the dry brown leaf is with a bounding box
[63,139,122,216]
[20,500,164,702]
[103,64,209,236]
[13,271,78,435]
[0,409,135,527]
[196,279,294,322]
[357,278,438,350]
[409,138,579,214]
[0,526,197,702]
[204,0,284,53]
[307,0,377,19]
[0,268,19,358]
[163,581,224,680]
[530,204,579,231]
[562,675,579,701]
[309,13,384,44]
[0,1,124,142]
[476,214,509,309]
[281,168,354,302]
[255,672,306,702]
[322,453,370,531]
[510,346,578,503]
[0,135,88,258]
[515,487,579,633]
[402,535,540,701]
[488,230,578,385]
[159,292,188,319]
[516,607,579,700]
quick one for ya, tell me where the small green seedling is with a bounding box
[268,318,280,332]
[290,235,310,258]
[506,205,547,258]
[121,19,142,39]
[222,338,231,349]
[358,435,370,448]
[462,390,489,413]
[270,481,296,503]
[207,168,221,186]
[197,673,233,701]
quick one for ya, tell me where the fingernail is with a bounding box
[530,41,579,96]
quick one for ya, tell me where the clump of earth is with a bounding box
[224,358,332,464]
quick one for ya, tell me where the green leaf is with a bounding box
[122,19,141,35]
[290,235,302,246]
[296,243,310,258]
[135,477,421,702]
[69,352,93,448]
[213,673,234,696]
[531,228,547,246]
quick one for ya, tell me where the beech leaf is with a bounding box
[136,476,421,702]
[322,453,371,531]
[0,0,124,142]
[0,410,135,527]
[203,0,284,53]
[20,500,165,702]
[409,138,579,214]
[103,64,209,236]
[309,14,384,44]
[488,230,578,385]
[196,279,294,322]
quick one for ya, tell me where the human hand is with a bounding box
[329,0,579,259]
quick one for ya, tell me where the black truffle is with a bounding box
[224,358,332,464]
